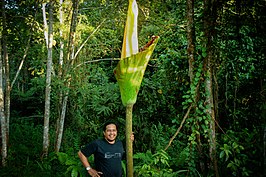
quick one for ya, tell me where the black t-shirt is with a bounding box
[81,138,124,177]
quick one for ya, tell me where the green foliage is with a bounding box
[134,150,188,177]
[11,76,46,118]
[218,129,258,176]
[182,63,203,109]
[1,121,58,177]
[68,65,123,135]
[8,122,43,162]
[56,151,84,177]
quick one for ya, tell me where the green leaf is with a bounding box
[66,159,77,166]
[219,151,225,159]
[227,163,233,168]
[57,152,68,164]
[187,99,193,103]
[71,167,78,177]
[196,72,201,77]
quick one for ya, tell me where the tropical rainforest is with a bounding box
[0,0,265,177]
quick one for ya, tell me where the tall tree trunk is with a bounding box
[67,0,79,64]
[2,0,10,143]
[43,0,54,157]
[58,0,64,72]
[203,0,219,176]
[187,0,195,83]
[4,41,10,144]
[55,94,68,152]
[0,43,7,167]
[11,34,31,90]
[55,0,79,152]
[42,3,49,48]
[204,64,219,177]
[55,0,65,153]
[187,0,206,173]
[126,104,133,177]
[1,0,8,166]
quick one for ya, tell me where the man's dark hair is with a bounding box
[103,121,119,132]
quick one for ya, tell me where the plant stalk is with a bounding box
[126,104,133,177]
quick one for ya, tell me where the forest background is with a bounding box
[0,0,265,177]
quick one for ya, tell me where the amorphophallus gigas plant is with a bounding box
[113,0,159,176]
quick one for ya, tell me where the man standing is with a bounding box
[78,122,131,177]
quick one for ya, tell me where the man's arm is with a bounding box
[77,150,91,168]
[77,150,103,177]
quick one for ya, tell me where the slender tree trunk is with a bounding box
[58,0,64,78]
[1,0,8,166]
[55,94,68,152]
[0,43,7,167]
[43,0,54,157]
[204,66,219,177]
[58,0,64,71]
[55,0,79,152]
[203,0,219,176]
[187,0,195,83]
[42,3,49,48]
[55,0,65,153]
[4,49,10,144]
[126,104,133,177]
[11,34,31,90]
[2,0,10,144]
[67,0,79,63]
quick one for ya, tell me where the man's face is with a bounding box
[103,124,117,144]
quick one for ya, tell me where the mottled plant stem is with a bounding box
[126,104,133,177]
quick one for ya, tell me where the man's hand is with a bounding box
[131,132,134,141]
[88,168,103,177]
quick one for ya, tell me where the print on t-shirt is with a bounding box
[104,152,122,159]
